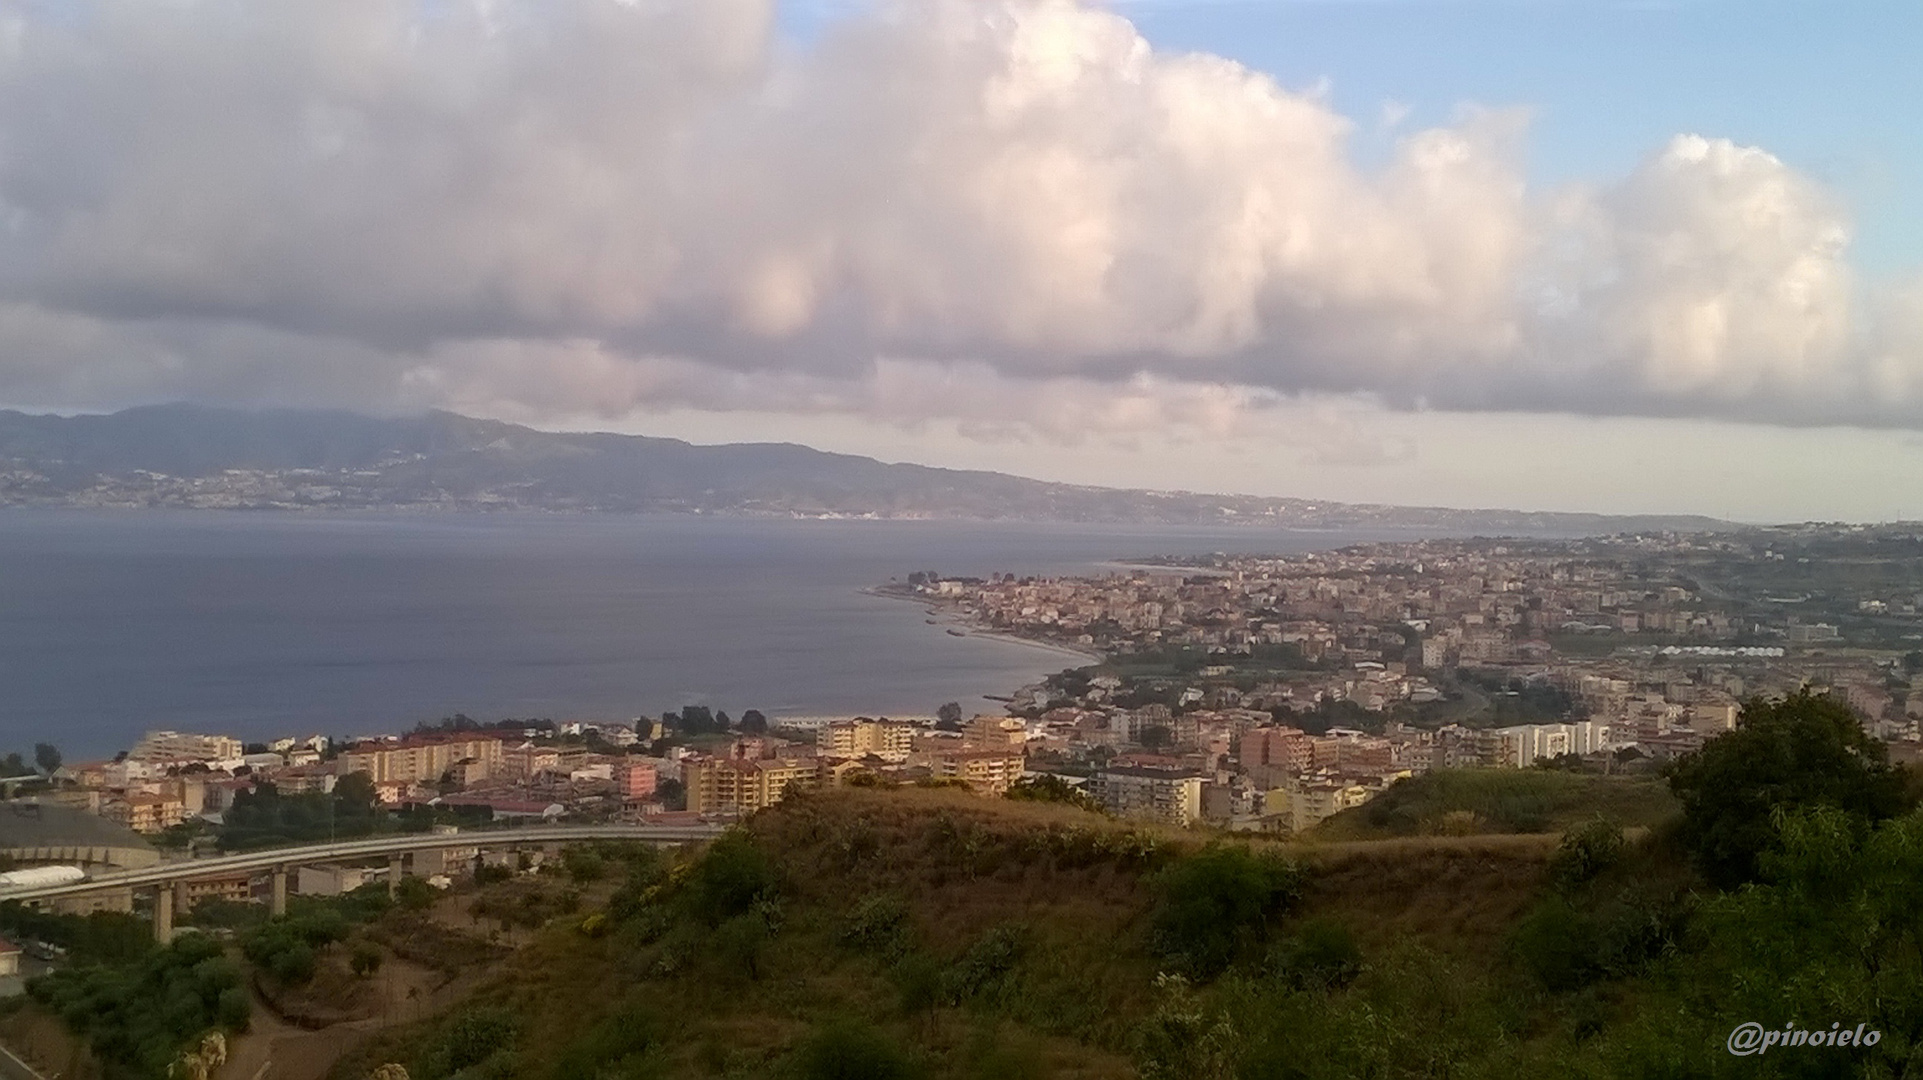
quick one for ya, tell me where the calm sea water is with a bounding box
[0,512,1437,758]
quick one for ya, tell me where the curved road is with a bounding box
[0,823,725,904]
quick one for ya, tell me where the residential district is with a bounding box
[8,523,1921,918]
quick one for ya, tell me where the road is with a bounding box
[0,823,725,904]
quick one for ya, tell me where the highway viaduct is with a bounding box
[0,823,726,942]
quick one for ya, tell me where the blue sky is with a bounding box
[783,0,1923,276]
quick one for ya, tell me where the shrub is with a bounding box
[1551,818,1626,890]
[561,847,607,883]
[1150,847,1305,979]
[839,895,911,958]
[943,924,1028,1004]
[684,831,778,925]
[1269,919,1363,991]
[419,1006,518,1080]
[349,942,384,977]
[395,876,440,911]
[553,1002,659,1080]
[1508,896,1601,992]
[792,1020,919,1080]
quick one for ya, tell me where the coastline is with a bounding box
[862,586,1108,666]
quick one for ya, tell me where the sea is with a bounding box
[0,511,1447,759]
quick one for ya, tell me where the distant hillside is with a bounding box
[1311,769,1680,841]
[0,404,1734,532]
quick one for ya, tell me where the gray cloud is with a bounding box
[0,0,1917,434]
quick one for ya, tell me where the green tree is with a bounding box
[1004,775,1104,814]
[657,778,687,812]
[1149,847,1304,979]
[34,742,61,775]
[1139,725,1174,750]
[1666,689,1915,888]
[739,709,769,735]
[1,752,26,777]
[936,702,964,727]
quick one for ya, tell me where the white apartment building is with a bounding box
[1490,720,1612,768]
[128,730,243,765]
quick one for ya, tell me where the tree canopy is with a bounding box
[1666,689,1915,888]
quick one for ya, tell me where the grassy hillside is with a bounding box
[1310,768,1680,841]
[326,788,1717,1080]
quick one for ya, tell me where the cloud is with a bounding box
[0,0,1916,438]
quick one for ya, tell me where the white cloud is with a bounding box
[0,0,1916,438]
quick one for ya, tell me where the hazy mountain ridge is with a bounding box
[0,404,1731,532]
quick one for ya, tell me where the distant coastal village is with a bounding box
[6,522,1919,895]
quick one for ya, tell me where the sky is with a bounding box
[0,0,1920,522]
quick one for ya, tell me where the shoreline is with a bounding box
[863,586,1108,666]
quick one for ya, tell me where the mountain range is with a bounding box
[0,404,1731,533]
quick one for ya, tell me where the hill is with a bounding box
[0,404,1733,531]
[1309,769,1681,841]
[323,787,1686,1080]
[17,779,1923,1078]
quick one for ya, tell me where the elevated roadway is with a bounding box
[0,823,725,939]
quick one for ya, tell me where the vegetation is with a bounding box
[0,905,154,965]
[1313,767,1678,839]
[1665,688,1916,887]
[1003,774,1105,814]
[26,934,249,1080]
[219,772,384,850]
[306,751,1923,1079]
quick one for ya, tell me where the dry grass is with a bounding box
[330,785,1599,1080]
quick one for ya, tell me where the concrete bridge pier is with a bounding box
[270,866,288,917]
[387,853,406,898]
[153,884,174,944]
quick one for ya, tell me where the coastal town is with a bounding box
[5,523,1917,888]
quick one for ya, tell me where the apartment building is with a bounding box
[920,748,1025,795]
[100,791,186,834]
[338,733,503,785]
[681,756,812,815]
[1092,765,1205,827]
[128,730,242,765]
[1489,720,1612,768]
[818,718,918,763]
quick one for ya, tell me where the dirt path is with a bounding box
[0,1010,92,1080]
[217,955,457,1080]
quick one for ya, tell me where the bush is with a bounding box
[1269,918,1363,991]
[839,895,911,958]
[943,924,1027,1004]
[419,1006,518,1080]
[561,847,606,883]
[793,1021,919,1080]
[349,941,384,977]
[1150,847,1305,979]
[1508,896,1601,992]
[553,1001,660,1080]
[685,832,778,926]
[1551,818,1626,890]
